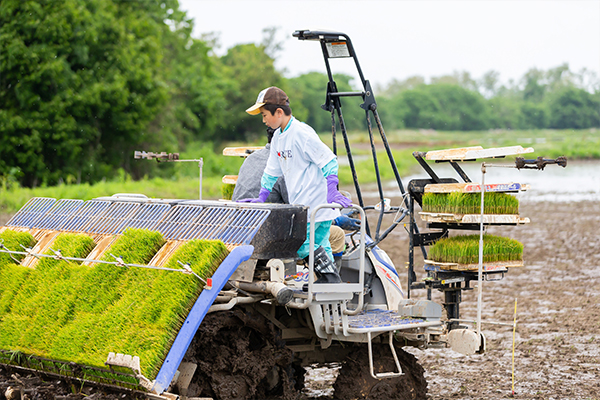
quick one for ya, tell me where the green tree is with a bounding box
[288,72,364,135]
[379,75,425,97]
[143,3,229,162]
[0,0,168,186]
[216,43,285,140]
[382,84,490,130]
[522,68,546,103]
[547,87,600,129]
[479,70,500,98]
[520,102,547,129]
[487,96,522,129]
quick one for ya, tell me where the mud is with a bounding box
[182,307,297,400]
[0,366,142,399]
[333,344,427,400]
[374,199,600,399]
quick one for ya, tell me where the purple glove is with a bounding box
[326,175,351,207]
[237,187,270,203]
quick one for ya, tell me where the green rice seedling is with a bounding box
[0,264,31,314]
[422,192,519,215]
[0,225,229,381]
[51,237,227,378]
[428,234,523,265]
[0,233,96,357]
[0,229,36,265]
[74,228,166,315]
[221,183,235,200]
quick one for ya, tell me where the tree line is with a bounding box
[1,0,599,188]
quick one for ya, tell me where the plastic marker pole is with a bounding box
[512,298,518,396]
[476,163,486,337]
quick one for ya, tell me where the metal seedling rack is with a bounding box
[407,146,566,330]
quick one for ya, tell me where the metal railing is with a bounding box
[287,203,366,315]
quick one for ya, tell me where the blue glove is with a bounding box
[334,215,361,231]
[237,187,270,203]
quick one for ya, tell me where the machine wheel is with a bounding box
[181,307,299,400]
[290,361,306,392]
[333,343,427,400]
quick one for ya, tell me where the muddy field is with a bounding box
[1,198,599,399]
[372,198,600,400]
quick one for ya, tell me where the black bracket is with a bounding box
[515,156,567,170]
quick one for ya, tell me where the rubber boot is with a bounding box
[303,246,341,291]
[334,255,342,272]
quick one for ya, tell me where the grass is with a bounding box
[0,176,226,215]
[0,228,229,380]
[349,128,600,160]
[428,234,524,265]
[0,129,596,216]
[422,192,519,215]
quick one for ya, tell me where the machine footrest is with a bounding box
[328,309,441,334]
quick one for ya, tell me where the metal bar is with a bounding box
[373,111,407,203]
[477,163,486,337]
[330,109,337,156]
[449,161,472,182]
[68,200,111,232]
[178,206,206,240]
[449,318,514,327]
[319,39,335,83]
[408,197,415,299]
[0,248,197,275]
[85,202,134,235]
[159,205,203,240]
[192,207,226,240]
[239,209,270,245]
[220,209,250,243]
[328,91,365,97]
[34,199,83,231]
[6,197,57,228]
[336,104,369,236]
[160,206,190,239]
[229,209,261,243]
[367,208,409,249]
[413,152,441,182]
[128,203,170,231]
[111,202,143,234]
[366,111,386,242]
[201,208,235,241]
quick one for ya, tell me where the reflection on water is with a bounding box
[362,160,600,203]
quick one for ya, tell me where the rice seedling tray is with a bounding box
[221,175,238,184]
[419,212,530,225]
[424,259,523,272]
[424,182,530,193]
[424,145,534,161]
[222,146,264,157]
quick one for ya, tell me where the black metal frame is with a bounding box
[293,30,417,250]
[293,30,509,328]
[407,153,513,328]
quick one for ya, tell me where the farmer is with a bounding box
[233,126,360,270]
[239,86,352,284]
[232,127,288,204]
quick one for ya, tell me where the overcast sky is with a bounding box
[178,0,600,88]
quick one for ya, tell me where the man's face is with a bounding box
[260,108,283,129]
